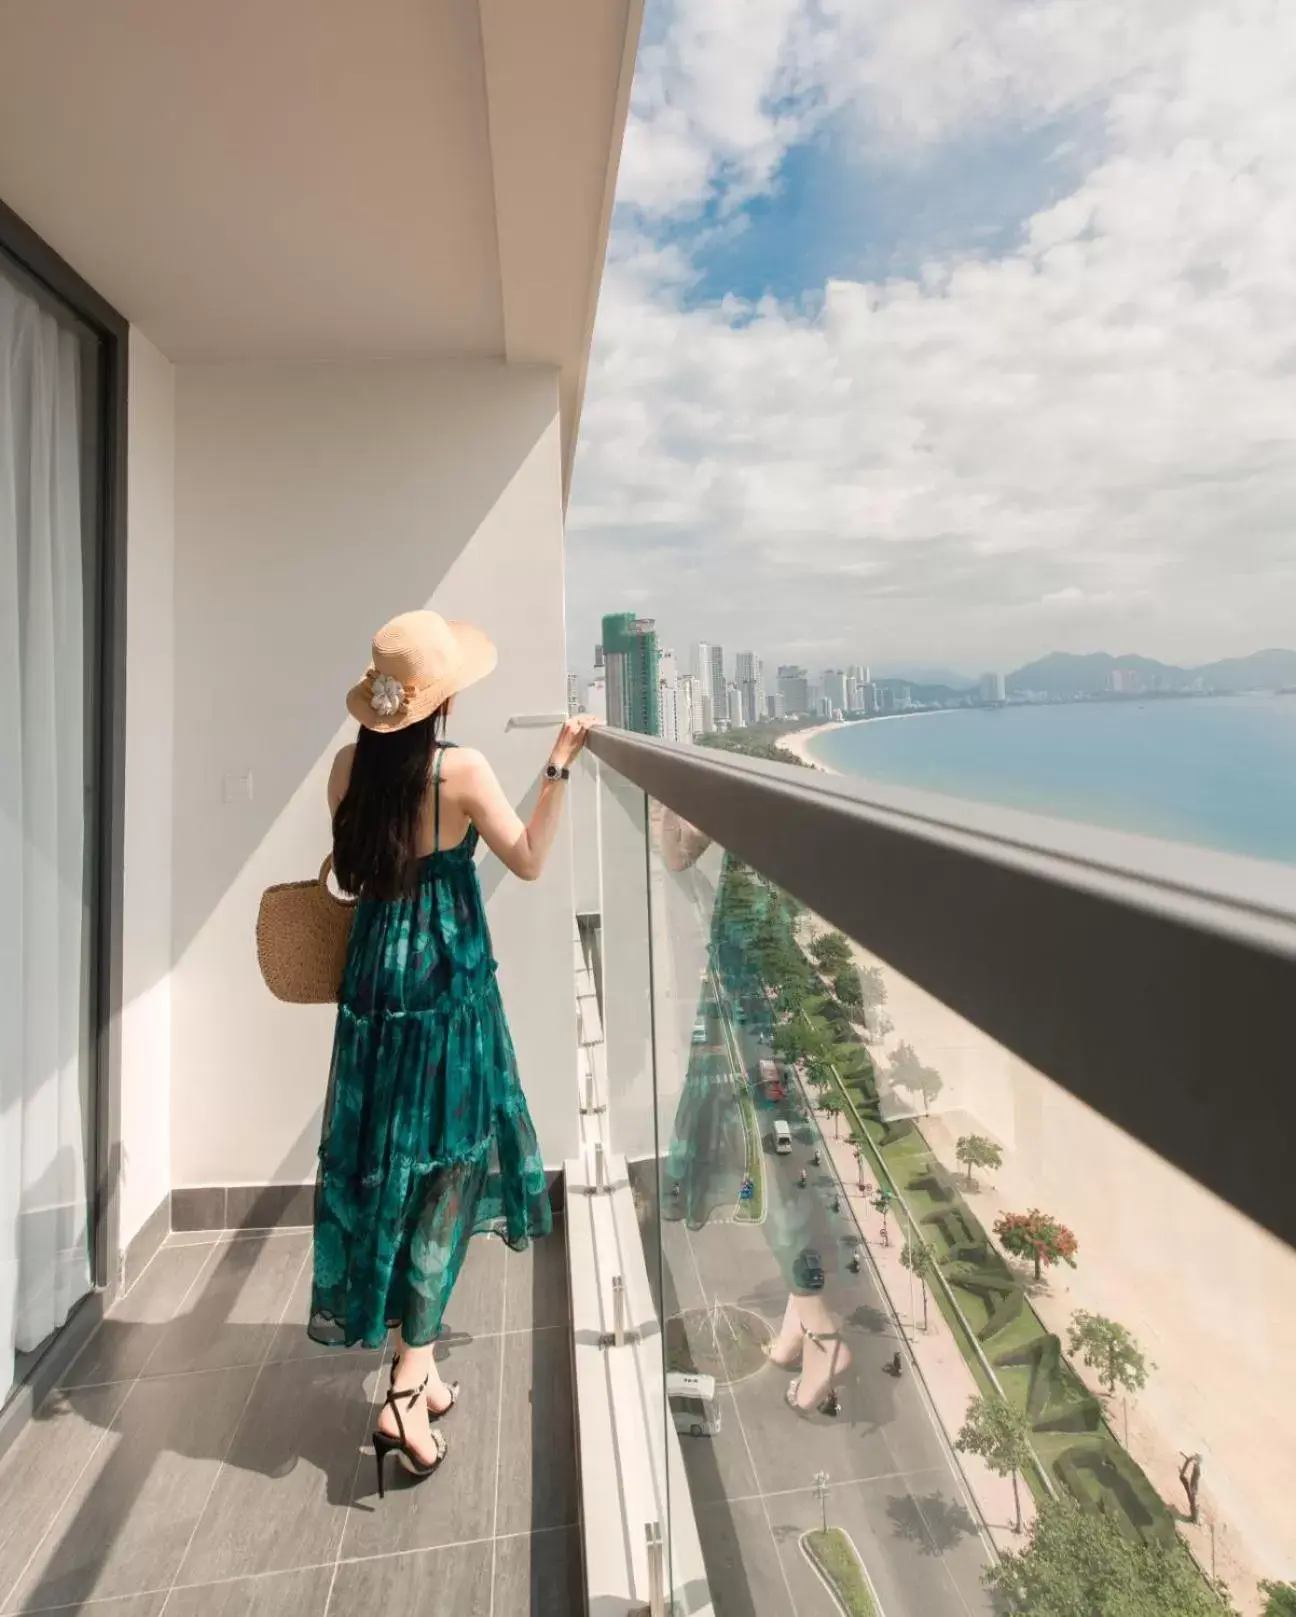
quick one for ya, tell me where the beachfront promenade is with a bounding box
[800,911,1293,1615]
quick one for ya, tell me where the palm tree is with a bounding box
[872,1186,895,1246]
[900,1236,937,1330]
[847,1129,869,1189]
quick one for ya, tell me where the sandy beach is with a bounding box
[778,720,846,770]
[779,709,957,771]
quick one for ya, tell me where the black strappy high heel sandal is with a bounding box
[389,1353,460,1419]
[372,1376,449,1499]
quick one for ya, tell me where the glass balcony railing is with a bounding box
[583,726,1296,1617]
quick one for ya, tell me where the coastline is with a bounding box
[778,721,843,772]
[780,708,956,772]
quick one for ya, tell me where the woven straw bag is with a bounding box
[256,856,357,1004]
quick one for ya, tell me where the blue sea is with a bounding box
[808,695,1296,865]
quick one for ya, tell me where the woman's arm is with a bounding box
[458,716,597,881]
[327,744,356,817]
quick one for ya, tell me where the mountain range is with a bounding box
[871,664,976,691]
[1004,649,1296,699]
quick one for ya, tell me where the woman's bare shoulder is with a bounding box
[441,744,488,767]
[439,745,492,789]
[327,743,356,812]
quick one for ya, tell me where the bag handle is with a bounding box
[319,853,358,909]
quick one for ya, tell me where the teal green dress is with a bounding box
[310,744,552,1349]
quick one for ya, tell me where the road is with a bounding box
[647,906,996,1617]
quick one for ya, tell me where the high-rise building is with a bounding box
[659,684,680,741]
[601,612,660,735]
[777,665,810,715]
[979,671,1006,705]
[847,662,869,686]
[687,645,715,732]
[844,674,860,713]
[593,644,604,669]
[566,672,583,715]
[823,669,846,712]
[586,677,607,723]
[744,676,762,726]
[736,651,763,726]
[677,674,701,742]
[658,647,680,742]
[690,642,712,700]
[710,645,726,709]
[726,681,743,729]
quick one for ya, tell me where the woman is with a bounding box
[311,609,594,1496]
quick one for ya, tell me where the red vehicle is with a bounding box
[756,1059,786,1103]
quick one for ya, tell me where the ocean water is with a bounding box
[808,695,1296,865]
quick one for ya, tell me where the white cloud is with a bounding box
[616,0,840,217]
[570,0,1296,671]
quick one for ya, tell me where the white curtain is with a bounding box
[0,268,92,1396]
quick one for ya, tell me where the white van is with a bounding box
[667,1372,722,1437]
[773,1120,793,1154]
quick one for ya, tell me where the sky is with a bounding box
[565,0,1296,679]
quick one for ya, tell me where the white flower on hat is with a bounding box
[369,673,405,718]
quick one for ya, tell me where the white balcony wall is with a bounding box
[118,327,177,1250]
[568,754,602,917]
[168,358,578,1192]
[598,769,657,1161]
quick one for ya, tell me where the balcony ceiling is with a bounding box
[0,0,640,481]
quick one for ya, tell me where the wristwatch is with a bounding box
[545,762,570,781]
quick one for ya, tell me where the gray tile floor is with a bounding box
[0,1221,580,1616]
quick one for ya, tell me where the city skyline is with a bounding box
[574,604,1296,736]
[577,605,1007,736]
[565,0,1296,678]
[577,611,1011,695]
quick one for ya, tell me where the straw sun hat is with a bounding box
[346,610,497,733]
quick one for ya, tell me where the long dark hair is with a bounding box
[332,704,449,899]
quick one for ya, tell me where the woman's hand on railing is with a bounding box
[549,714,601,772]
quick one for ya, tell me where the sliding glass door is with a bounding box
[1,254,104,1402]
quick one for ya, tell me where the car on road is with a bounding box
[667,1371,722,1437]
[793,1248,825,1290]
[772,1119,793,1154]
[691,1019,707,1045]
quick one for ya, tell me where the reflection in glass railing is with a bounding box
[634,811,999,1617]
[619,801,1294,1617]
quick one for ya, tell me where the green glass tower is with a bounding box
[600,612,660,735]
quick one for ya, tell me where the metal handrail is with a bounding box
[587,725,1296,1252]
